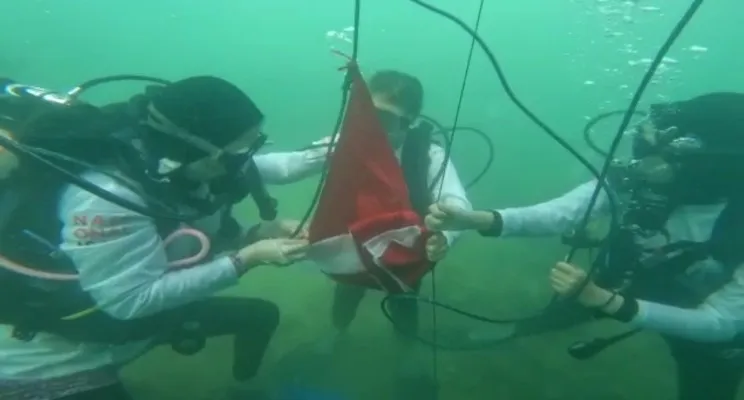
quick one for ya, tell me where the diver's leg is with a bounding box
[389,279,423,367]
[388,279,422,342]
[388,279,423,374]
[58,383,133,400]
[305,282,365,355]
[331,282,367,333]
[388,280,439,399]
[667,338,743,400]
[164,297,281,382]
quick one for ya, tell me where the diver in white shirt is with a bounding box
[427,92,744,400]
[255,70,473,399]
[0,76,309,400]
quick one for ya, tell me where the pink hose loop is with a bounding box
[0,254,79,281]
[0,227,211,280]
[163,228,211,269]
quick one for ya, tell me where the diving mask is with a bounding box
[376,108,414,132]
[631,121,704,160]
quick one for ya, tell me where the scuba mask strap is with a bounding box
[146,104,223,158]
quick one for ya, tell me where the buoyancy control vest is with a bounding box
[400,122,437,219]
[593,193,744,309]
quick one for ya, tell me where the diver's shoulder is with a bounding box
[58,169,146,210]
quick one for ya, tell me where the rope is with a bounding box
[290,0,362,238]
[429,0,487,389]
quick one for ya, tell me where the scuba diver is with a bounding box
[426,92,744,400]
[260,70,472,398]
[0,76,310,400]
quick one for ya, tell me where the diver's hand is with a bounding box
[255,219,309,239]
[305,135,339,159]
[236,238,309,270]
[425,203,495,232]
[425,232,449,262]
[550,262,610,308]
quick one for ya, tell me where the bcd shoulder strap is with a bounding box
[709,198,744,270]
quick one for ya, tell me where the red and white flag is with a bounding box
[307,61,432,294]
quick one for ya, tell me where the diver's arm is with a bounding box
[428,145,472,245]
[481,180,611,238]
[58,172,246,320]
[253,135,339,185]
[589,267,744,342]
[253,147,329,185]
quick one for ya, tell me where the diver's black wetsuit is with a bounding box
[53,298,278,400]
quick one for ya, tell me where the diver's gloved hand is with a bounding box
[303,135,339,159]
[255,219,309,240]
[425,202,499,233]
[425,232,450,262]
[550,261,611,308]
[236,238,309,270]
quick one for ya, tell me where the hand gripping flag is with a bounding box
[306,61,432,293]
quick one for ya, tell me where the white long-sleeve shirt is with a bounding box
[0,153,326,386]
[0,171,245,383]
[252,140,473,245]
[498,180,744,343]
[254,151,325,185]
